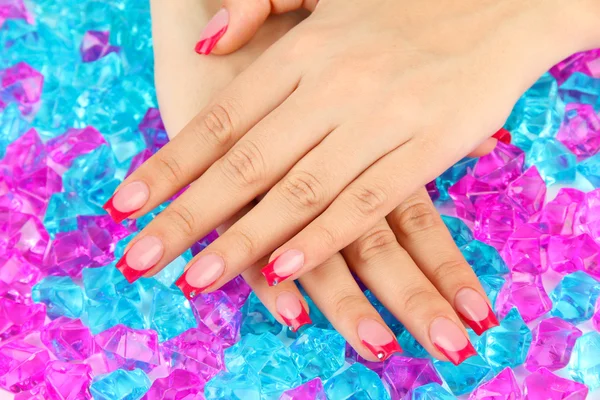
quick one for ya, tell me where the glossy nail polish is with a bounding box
[357,319,402,361]
[430,317,477,365]
[455,288,499,335]
[176,254,225,299]
[116,236,163,283]
[103,181,150,223]
[492,128,511,144]
[276,292,312,332]
[261,250,304,286]
[195,8,229,55]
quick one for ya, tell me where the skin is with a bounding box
[142,0,600,361]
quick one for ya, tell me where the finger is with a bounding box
[466,137,497,158]
[103,40,301,223]
[343,220,477,365]
[387,188,498,335]
[198,0,318,55]
[299,253,402,362]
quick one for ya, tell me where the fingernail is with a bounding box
[261,250,304,286]
[175,254,225,299]
[430,317,477,365]
[455,288,499,336]
[357,318,402,361]
[195,8,229,55]
[103,181,150,223]
[492,128,511,144]
[276,292,312,332]
[116,236,163,283]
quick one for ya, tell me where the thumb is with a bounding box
[195,0,318,55]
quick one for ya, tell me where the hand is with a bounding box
[134,0,502,365]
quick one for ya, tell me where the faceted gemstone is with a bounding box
[160,325,224,383]
[45,127,106,170]
[365,290,404,334]
[142,369,204,400]
[240,291,283,336]
[102,124,146,164]
[225,333,301,398]
[0,298,45,341]
[578,152,600,187]
[496,273,552,322]
[190,230,219,257]
[550,271,600,324]
[436,157,477,201]
[468,368,521,400]
[14,384,48,400]
[526,138,576,185]
[505,166,546,216]
[89,368,151,400]
[191,290,242,346]
[473,142,525,190]
[460,240,509,276]
[8,164,63,216]
[476,308,532,371]
[575,189,600,244]
[525,317,582,372]
[441,215,474,247]
[1,62,43,112]
[94,325,160,372]
[40,317,95,361]
[151,252,190,288]
[567,331,600,390]
[149,283,195,342]
[479,275,506,308]
[219,275,251,310]
[125,149,153,178]
[474,195,525,250]
[535,188,584,235]
[32,276,84,319]
[44,192,100,237]
[1,210,49,265]
[449,175,498,222]
[77,215,135,268]
[44,361,92,400]
[345,344,386,376]
[434,355,493,396]
[381,356,442,400]
[594,298,600,331]
[397,329,429,359]
[559,72,600,106]
[80,30,119,62]
[0,339,50,392]
[551,49,600,84]
[323,363,390,400]
[406,383,456,400]
[556,103,600,160]
[548,234,600,275]
[41,230,92,278]
[289,327,345,381]
[425,180,440,202]
[279,379,326,400]
[523,368,588,400]
[204,367,261,400]
[1,129,46,176]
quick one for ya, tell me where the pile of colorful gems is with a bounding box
[1,0,600,399]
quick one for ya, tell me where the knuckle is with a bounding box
[155,154,184,184]
[221,141,265,187]
[331,292,368,318]
[200,103,235,147]
[431,259,470,283]
[353,229,398,263]
[402,286,439,315]
[279,171,325,210]
[347,185,389,218]
[395,199,439,237]
[164,203,197,237]
[228,228,259,258]
[312,223,340,250]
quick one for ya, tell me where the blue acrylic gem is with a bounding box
[434,355,492,396]
[479,275,506,308]
[435,158,477,201]
[135,202,169,231]
[397,329,429,359]
[289,327,345,381]
[476,308,532,372]
[0,103,29,158]
[240,292,282,336]
[103,124,146,164]
[460,240,509,276]
[32,276,84,319]
[90,368,150,400]
[567,331,600,390]
[83,298,118,335]
[559,72,600,106]
[550,271,600,324]
[149,283,195,342]
[365,290,403,335]
[406,383,456,400]
[152,250,192,288]
[526,138,577,185]
[441,215,474,247]
[114,234,135,260]
[578,153,600,187]
[204,367,261,400]
[324,363,390,400]
[44,192,100,237]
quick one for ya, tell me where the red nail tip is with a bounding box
[103,195,136,224]
[492,128,512,144]
[361,340,403,362]
[115,255,150,283]
[281,309,312,332]
[175,272,210,300]
[261,257,292,287]
[194,26,227,55]
[460,307,499,336]
[435,342,478,366]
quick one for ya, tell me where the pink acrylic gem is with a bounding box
[77,215,135,267]
[160,325,224,383]
[475,195,526,250]
[46,127,106,170]
[345,343,385,376]
[496,272,552,322]
[41,230,92,278]
[80,31,119,63]
[382,355,442,400]
[548,234,600,276]
[506,166,546,216]
[14,384,48,400]
[0,0,34,27]
[1,129,46,176]
[556,103,600,161]
[0,298,45,341]
[44,361,92,400]
[551,49,600,84]
[534,188,584,235]
[191,291,242,347]
[11,166,62,215]
[0,251,41,286]
[141,369,204,400]
[139,108,165,133]
[525,317,582,372]
[0,339,50,392]
[126,149,153,177]
[502,223,549,275]
[593,298,600,332]
[468,367,521,400]
[280,379,326,400]
[575,189,600,241]
[523,368,588,400]
[1,62,43,109]
[94,325,160,372]
[449,175,498,222]
[473,142,525,190]
[220,276,252,310]
[0,210,49,265]
[40,317,95,361]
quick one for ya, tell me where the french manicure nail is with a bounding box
[194,8,229,55]
[430,317,477,365]
[357,318,402,361]
[276,292,312,332]
[116,236,163,283]
[103,181,150,223]
[492,128,511,144]
[175,254,225,299]
[455,288,499,335]
[261,250,304,286]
